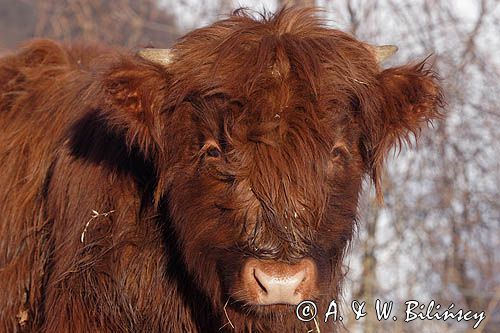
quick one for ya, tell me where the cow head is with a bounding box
[87,7,443,331]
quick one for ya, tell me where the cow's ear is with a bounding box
[68,57,170,181]
[361,61,445,201]
[97,58,169,158]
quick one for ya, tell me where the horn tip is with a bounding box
[137,48,173,66]
[374,44,398,63]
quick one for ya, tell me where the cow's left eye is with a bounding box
[206,147,221,158]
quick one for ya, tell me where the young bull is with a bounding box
[0,7,443,332]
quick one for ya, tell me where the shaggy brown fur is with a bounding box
[0,7,443,332]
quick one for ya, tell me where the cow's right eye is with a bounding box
[206,147,221,158]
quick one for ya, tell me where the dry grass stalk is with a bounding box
[80,209,115,243]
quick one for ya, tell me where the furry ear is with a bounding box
[361,61,445,201]
[97,58,169,158]
[68,58,169,177]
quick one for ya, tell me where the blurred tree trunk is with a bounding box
[358,202,380,333]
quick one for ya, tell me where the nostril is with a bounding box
[253,268,268,294]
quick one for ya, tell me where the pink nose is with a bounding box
[242,258,317,305]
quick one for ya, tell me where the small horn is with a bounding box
[372,45,398,63]
[137,48,173,66]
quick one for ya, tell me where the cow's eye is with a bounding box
[206,147,221,158]
[327,145,350,178]
[330,142,351,166]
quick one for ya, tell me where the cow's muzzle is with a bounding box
[241,258,317,305]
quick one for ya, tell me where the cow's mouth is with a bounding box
[228,299,297,317]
